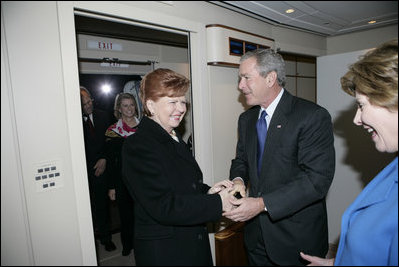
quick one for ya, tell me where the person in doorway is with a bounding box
[80,86,116,252]
[300,39,398,266]
[121,68,235,266]
[105,93,139,256]
[223,48,336,265]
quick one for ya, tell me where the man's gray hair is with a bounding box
[240,48,286,87]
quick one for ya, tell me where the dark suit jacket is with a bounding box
[82,108,112,242]
[82,109,111,174]
[230,90,335,265]
[122,116,222,266]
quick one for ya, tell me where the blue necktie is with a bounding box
[256,110,267,176]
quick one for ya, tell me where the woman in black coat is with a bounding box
[121,68,233,266]
[105,93,139,256]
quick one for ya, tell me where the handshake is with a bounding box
[207,179,246,213]
[208,179,265,222]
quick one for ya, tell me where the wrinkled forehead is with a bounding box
[81,94,91,102]
[161,95,187,102]
[239,58,258,73]
[81,90,90,99]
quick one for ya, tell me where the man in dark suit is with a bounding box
[223,49,335,265]
[80,86,116,252]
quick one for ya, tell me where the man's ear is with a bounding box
[266,71,277,86]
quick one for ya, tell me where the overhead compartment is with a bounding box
[206,24,275,68]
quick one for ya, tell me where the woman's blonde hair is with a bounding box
[113,93,136,119]
[340,39,398,111]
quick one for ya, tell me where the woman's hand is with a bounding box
[208,179,234,194]
[108,189,116,201]
[300,252,334,266]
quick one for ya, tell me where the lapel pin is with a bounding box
[277,125,282,128]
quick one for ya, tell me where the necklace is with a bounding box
[170,130,179,142]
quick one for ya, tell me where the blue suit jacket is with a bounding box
[335,157,398,266]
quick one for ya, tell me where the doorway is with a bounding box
[75,14,192,141]
[74,12,192,261]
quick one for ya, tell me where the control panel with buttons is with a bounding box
[34,160,63,192]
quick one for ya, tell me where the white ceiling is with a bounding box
[210,1,398,36]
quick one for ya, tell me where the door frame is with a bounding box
[57,2,214,265]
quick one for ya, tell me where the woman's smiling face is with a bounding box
[148,96,187,134]
[354,92,398,153]
[119,98,136,119]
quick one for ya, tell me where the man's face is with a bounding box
[238,57,269,107]
[81,92,93,116]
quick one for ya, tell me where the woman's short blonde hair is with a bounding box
[113,93,136,119]
[340,39,398,111]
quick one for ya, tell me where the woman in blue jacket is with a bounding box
[301,39,398,266]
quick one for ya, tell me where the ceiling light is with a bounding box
[285,9,295,14]
[101,84,112,94]
[368,20,376,24]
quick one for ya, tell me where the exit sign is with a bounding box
[87,40,122,51]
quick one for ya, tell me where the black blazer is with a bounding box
[82,109,111,174]
[230,90,335,265]
[122,116,222,266]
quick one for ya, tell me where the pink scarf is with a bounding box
[108,118,138,138]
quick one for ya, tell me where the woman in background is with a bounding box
[301,39,398,266]
[105,93,139,256]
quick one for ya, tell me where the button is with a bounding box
[198,234,203,240]
[192,183,196,189]
[257,192,262,197]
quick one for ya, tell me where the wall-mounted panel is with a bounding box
[206,24,274,67]
[282,53,317,103]
[297,77,316,103]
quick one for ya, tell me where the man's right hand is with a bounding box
[93,158,106,177]
[229,178,246,198]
